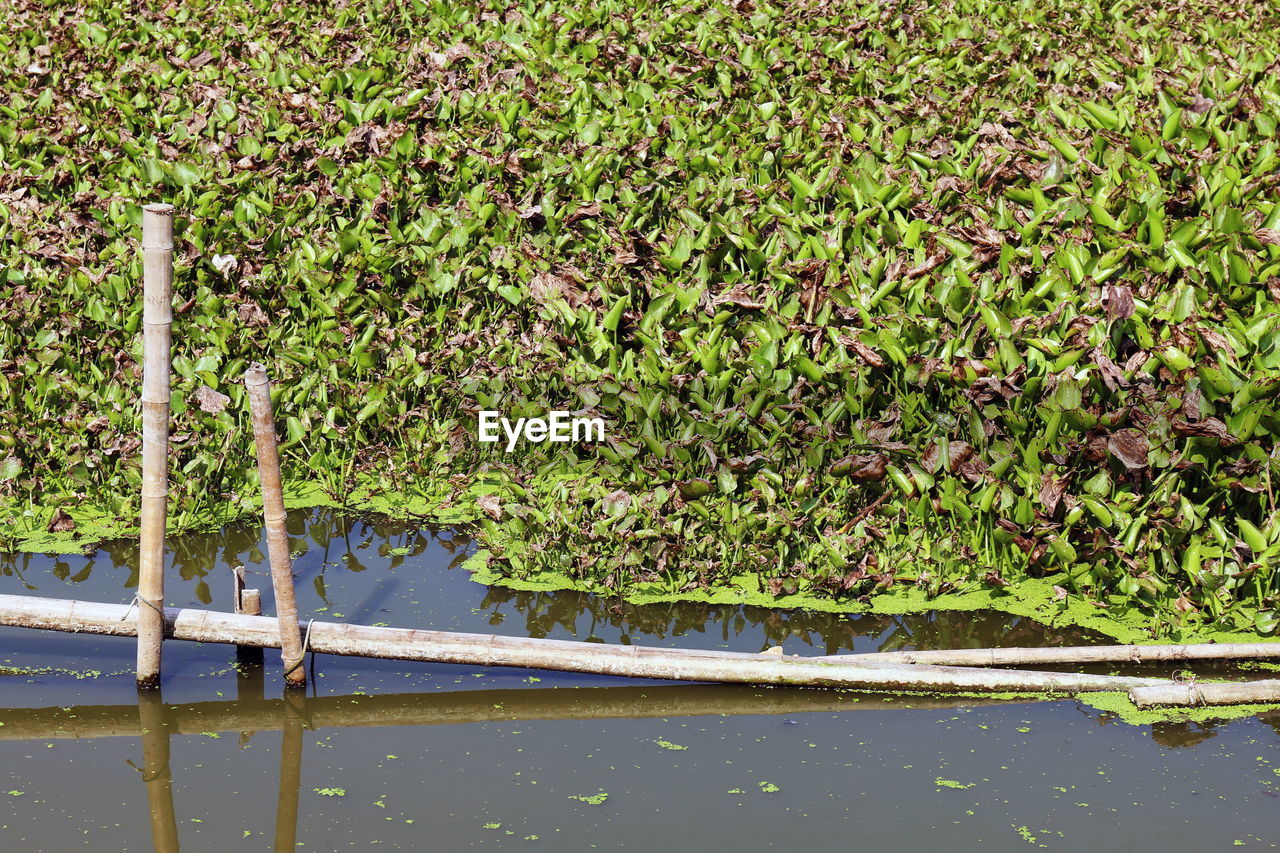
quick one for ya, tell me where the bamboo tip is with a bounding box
[244,363,270,386]
[241,589,262,617]
[142,203,175,251]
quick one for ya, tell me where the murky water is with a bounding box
[1,510,1278,851]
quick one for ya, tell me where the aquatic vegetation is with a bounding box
[935,778,975,790]
[1,0,1279,637]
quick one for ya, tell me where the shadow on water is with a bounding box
[2,509,1280,851]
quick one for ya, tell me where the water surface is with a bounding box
[1,510,1277,850]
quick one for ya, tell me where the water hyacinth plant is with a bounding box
[0,0,1278,640]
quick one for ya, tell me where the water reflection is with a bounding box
[0,683,1013,742]
[3,510,1280,852]
[0,509,1105,658]
[138,693,179,853]
[275,691,306,853]
[474,586,1100,655]
[0,677,1040,853]
[1,677,1274,853]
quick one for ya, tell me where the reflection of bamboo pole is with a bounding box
[244,365,305,688]
[138,692,180,853]
[274,692,306,853]
[1130,679,1280,708]
[0,685,1027,741]
[0,593,1163,694]
[137,203,174,690]
[826,642,1280,667]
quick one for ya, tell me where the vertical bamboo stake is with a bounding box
[245,364,306,688]
[137,203,174,690]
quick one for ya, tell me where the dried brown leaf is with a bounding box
[1107,429,1149,470]
[194,385,230,415]
[47,508,75,533]
[477,494,502,520]
[1101,284,1135,322]
[713,284,765,310]
[1039,473,1066,515]
[1171,417,1234,443]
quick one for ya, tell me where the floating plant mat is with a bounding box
[4,0,1280,645]
[2,511,1280,851]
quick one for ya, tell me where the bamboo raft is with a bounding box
[5,591,1280,707]
[0,592,1165,695]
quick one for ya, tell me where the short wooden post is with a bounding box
[137,203,174,690]
[244,364,306,688]
[240,588,263,618]
[232,563,264,671]
[138,692,181,852]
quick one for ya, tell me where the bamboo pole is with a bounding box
[137,203,174,690]
[1129,679,1280,709]
[244,364,306,688]
[0,687,1028,742]
[0,593,1166,694]
[274,692,306,853]
[823,641,1280,667]
[138,692,181,853]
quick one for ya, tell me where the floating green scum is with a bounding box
[1,0,1278,643]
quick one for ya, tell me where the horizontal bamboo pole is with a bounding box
[825,641,1280,667]
[0,686,1031,742]
[1129,680,1280,709]
[0,593,1165,694]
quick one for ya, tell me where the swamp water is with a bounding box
[1,509,1278,851]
